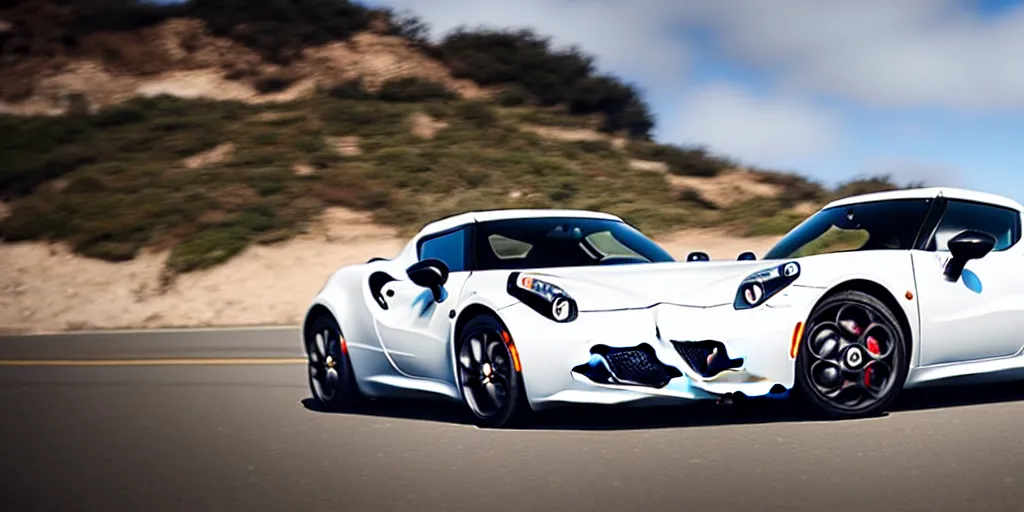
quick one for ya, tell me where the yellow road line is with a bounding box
[0,358,307,367]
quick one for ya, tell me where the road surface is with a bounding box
[2,328,1023,511]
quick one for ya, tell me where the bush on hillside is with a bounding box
[186,0,375,64]
[626,141,731,177]
[326,78,374,100]
[1,1,658,138]
[437,28,655,138]
[755,170,826,203]
[382,9,433,50]
[377,77,456,102]
[0,0,375,64]
[453,101,497,128]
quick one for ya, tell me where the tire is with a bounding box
[794,290,909,419]
[456,314,530,428]
[305,313,362,411]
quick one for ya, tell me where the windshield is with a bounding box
[474,217,675,270]
[764,199,933,260]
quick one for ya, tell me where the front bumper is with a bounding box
[500,286,819,411]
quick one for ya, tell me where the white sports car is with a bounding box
[302,187,1024,427]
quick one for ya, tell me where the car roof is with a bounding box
[415,209,623,238]
[825,187,1024,212]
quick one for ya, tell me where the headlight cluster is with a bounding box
[507,272,579,323]
[733,261,801,310]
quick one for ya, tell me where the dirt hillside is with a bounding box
[0,209,780,333]
[0,17,485,115]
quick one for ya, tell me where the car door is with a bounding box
[911,199,1024,366]
[372,226,470,381]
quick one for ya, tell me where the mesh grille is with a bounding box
[604,349,672,386]
[672,341,718,376]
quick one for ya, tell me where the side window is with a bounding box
[928,200,1021,252]
[418,228,467,272]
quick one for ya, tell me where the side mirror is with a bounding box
[406,258,450,302]
[737,251,757,261]
[687,251,710,262]
[944,230,996,281]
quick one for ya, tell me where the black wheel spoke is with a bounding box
[484,379,507,409]
[803,297,902,415]
[309,361,325,379]
[490,371,510,389]
[486,340,503,368]
[859,323,896,360]
[461,369,482,386]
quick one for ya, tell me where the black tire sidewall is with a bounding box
[458,314,527,428]
[795,290,909,419]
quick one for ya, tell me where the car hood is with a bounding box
[521,260,779,310]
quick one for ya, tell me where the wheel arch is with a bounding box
[814,279,916,362]
[302,300,365,383]
[451,302,528,393]
[453,303,503,347]
[302,303,335,338]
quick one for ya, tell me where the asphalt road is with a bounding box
[2,328,1024,512]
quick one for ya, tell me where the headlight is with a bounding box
[507,272,579,323]
[733,262,801,310]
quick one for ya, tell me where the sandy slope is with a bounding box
[0,209,780,333]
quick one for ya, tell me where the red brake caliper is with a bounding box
[864,336,881,387]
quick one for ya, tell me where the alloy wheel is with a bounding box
[308,324,344,403]
[802,299,901,414]
[458,328,514,419]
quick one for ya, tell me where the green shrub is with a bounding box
[188,0,376,64]
[756,171,826,203]
[377,77,456,102]
[93,104,148,126]
[453,101,497,128]
[626,141,729,177]
[76,240,141,261]
[327,79,374,100]
[167,225,253,273]
[574,140,613,154]
[437,28,654,138]
[745,211,806,236]
[496,87,531,107]
[0,200,55,241]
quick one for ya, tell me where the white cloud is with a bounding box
[664,83,843,166]
[372,0,1024,112]
[680,0,1024,111]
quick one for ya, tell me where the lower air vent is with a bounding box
[572,344,682,388]
[672,340,743,378]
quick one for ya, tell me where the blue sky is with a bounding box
[363,0,1024,201]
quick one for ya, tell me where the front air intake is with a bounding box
[572,344,682,388]
[671,340,743,378]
